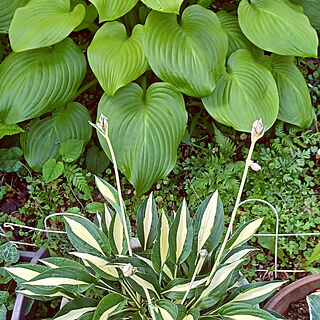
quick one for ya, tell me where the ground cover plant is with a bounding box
[0,0,319,196]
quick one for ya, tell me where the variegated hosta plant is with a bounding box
[5,117,286,320]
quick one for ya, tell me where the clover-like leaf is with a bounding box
[97,82,187,195]
[202,49,279,132]
[9,0,85,52]
[88,22,148,96]
[21,102,92,172]
[141,0,184,14]
[143,5,228,97]
[88,0,138,22]
[259,54,313,128]
[238,0,318,57]
[0,38,86,124]
[0,0,29,34]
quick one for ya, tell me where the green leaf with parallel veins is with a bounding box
[143,5,228,97]
[88,0,138,22]
[88,22,148,96]
[59,139,84,163]
[141,0,183,14]
[0,38,86,124]
[289,0,320,29]
[21,102,92,172]
[0,0,29,34]
[42,159,64,183]
[259,54,313,128]
[0,124,24,139]
[9,0,85,52]
[238,0,318,57]
[97,82,187,195]
[216,11,262,58]
[202,49,279,132]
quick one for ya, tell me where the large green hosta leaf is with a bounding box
[143,5,228,97]
[88,0,138,22]
[217,11,262,58]
[9,0,85,52]
[88,22,148,96]
[21,103,92,171]
[238,0,318,57]
[141,0,183,14]
[97,82,187,195]
[202,49,279,132]
[259,54,313,128]
[290,0,320,29]
[0,0,29,34]
[0,38,86,124]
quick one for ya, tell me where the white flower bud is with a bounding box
[251,119,265,142]
[123,264,135,277]
[250,162,261,172]
[89,113,109,137]
[200,249,208,258]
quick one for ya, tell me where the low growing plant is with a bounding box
[5,118,286,319]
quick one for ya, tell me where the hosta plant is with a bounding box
[5,118,286,320]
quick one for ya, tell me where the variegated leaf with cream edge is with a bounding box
[88,22,148,97]
[238,0,318,57]
[258,54,313,128]
[229,281,286,305]
[226,218,264,250]
[64,215,111,257]
[88,0,138,22]
[140,0,184,14]
[222,246,257,264]
[40,256,87,271]
[152,209,170,271]
[219,302,280,320]
[193,191,224,254]
[143,5,228,97]
[154,299,179,320]
[202,49,279,132]
[92,293,127,320]
[108,211,128,255]
[9,0,85,52]
[18,288,74,301]
[169,199,193,264]
[5,264,48,283]
[53,297,98,320]
[137,193,159,251]
[97,82,187,196]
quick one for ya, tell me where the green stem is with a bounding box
[72,79,98,101]
[105,134,132,256]
[123,280,141,308]
[87,22,99,33]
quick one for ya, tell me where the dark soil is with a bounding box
[287,298,310,320]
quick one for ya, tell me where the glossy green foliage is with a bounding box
[0,38,86,124]
[9,0,85,52]
[202,49,279,132]
[143,5,228,97]
[290,0,320,29]
[238,0,318,57]
[88,22,148,96]
[141,0,184,14]
[0,0,29,34]
[259,54,313,128]
[21,103,92,171]
[97,82,187,195]
[88,0,138,22]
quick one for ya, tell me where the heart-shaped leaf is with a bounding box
[97,82,187,195]
[42,159,64,183]
[21,102,92,171]
[202,49,279,132]
[88,0,138,22]
[85,145,109,174]
[289,0,320,29]
[259,54,313,128]
[0,0,29,34]
[143,5,228,97]
[88,22,148,96]
[9,0,85,52]
[59,139,84,163]
[141,0,183,14]
[238,0,318,57]
[217,11,262,58]
[0,38,86,124]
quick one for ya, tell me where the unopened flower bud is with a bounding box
[250,161,261,172]
[251,119,265,142]
[89,113,109,137]
[200,249,208,258]
[123,264,135,277]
